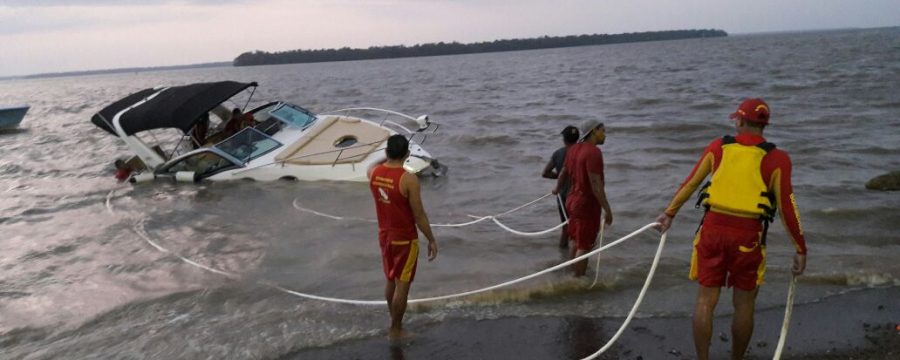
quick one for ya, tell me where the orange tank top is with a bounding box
[370,165,417,240]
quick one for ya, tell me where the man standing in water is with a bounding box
[542,125,580,248]
[655,98,807,360]
[553,120,613,277]
[368,134,438,341]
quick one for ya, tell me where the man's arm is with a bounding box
[768,152,807,275]
[403,173,438,261]
[553,166,568,194]
[655,141,718,232]
[542,159,558,179]
[589,172,613,226]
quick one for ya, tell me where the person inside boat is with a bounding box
[190,113,210,149]
[114,159,133,182]
[113,156,146,182]
[224,108,257,135]
[206,108,257,144]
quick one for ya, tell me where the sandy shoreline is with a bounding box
[286,286,899,359]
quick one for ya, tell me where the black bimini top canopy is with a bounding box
[91,81,257,136]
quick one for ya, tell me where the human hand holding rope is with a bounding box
[792,253,806,276]
[427,240,438,261]
[654,213,673,233]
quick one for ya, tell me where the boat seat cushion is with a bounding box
[275,116,390,165]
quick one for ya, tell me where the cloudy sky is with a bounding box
[1,0,898,77]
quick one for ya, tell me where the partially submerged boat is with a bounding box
[90,81,445,182]
[0,105,29,129]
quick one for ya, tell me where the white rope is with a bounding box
[432,215,493,228]
[494,192,553,217]
[490,217,568,237]
[291,198,377,223]
[109,189,238,277]
[124,199,668,355]
[773,276,797,359]
[589,221,606,289]
[581,230,668,359]
[256,222,661,305]
[109,186,798,357]
[557,193,568,221]
[292,193,557,230]
[106,189,116,212]
[127,215,660,305]
[551,192,606,290]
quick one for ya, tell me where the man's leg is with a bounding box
[731,287,759,360]
[384,280,396,320]
[558,203,569,248]
[693,285,721,360]
[389,280,412,338]
[559,224,569,248]
[573,249,589,277]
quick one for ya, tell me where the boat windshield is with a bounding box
[213,127,282,163]
[269,103,317,129]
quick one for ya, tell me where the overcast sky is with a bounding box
[1,0,898,77]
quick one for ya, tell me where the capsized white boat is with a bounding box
[90,81,445,182]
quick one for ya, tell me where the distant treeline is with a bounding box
[234,29,727,66]
[5,62,231,81]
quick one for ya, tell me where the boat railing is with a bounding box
[323,107,439,145]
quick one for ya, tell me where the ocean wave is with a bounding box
[46,103,93,115]
[768,82,816,92]
[802,272,899,287]
[0,291,30,300]
[445,133,518,146]
[846,146,900,155]
[630,97,665,106]
[431,107,472,116]
[0,326,51,349]
[686,101,722,110]
[871,99,900,109]
[0,162,27,176]
[19,244,77,262]
[0,190,121,225]
[612,122,716,135]
[808,206,898,220]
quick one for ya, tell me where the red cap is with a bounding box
[730,98,770,125]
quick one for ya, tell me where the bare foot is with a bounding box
[388,328,413,346]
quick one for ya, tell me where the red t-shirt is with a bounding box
[114,168,133,182]
[563,142,604,215]
[369,165,418,241]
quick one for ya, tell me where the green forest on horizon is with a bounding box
[233,29,727,67]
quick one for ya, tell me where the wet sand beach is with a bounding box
[288,286,900,359]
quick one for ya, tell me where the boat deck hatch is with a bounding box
[334,135,358,148]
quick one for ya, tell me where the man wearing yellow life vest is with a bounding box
[655,98,807,360]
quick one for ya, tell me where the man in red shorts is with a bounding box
[368,134,438,341]
[553,119,613,277]
[655,98,808,360]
